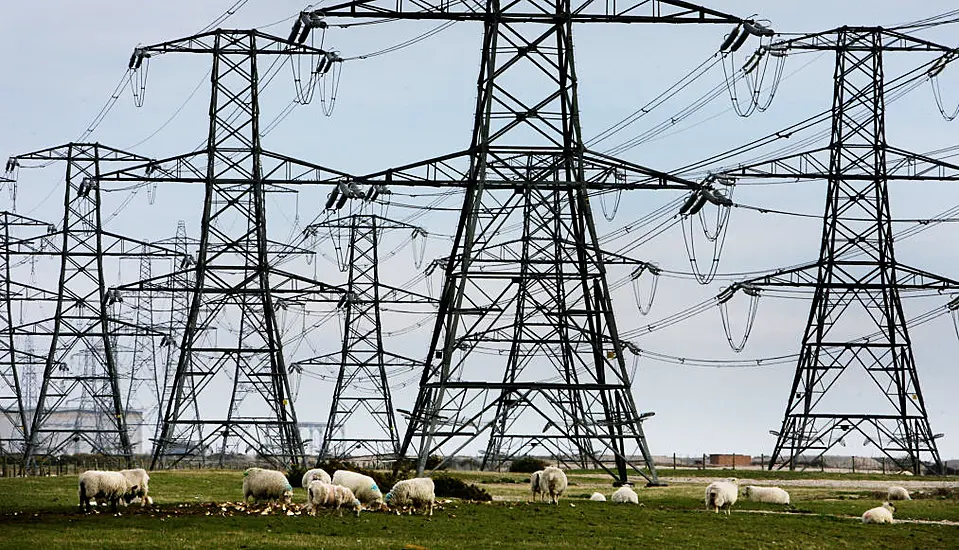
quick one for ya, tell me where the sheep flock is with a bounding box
[71,464,930,532]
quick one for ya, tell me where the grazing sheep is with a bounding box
[307,480,362,517]
[385,477,436,516]
[862,502,896,524]
[611,485,639,504]
[530,470,544,502]
[887,486,911,501]
[742,485,790,505]
[242,467,293,504]
[537,466,568,505]
[589,492,607,502]
[120,468,152,507]
[332,470,385,507]
[301,468,332,489]
[78,470,137,513]
[705,478,739,515]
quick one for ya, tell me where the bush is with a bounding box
[286,464,309,488]
[432,474,493,501]
[509,456,549,473]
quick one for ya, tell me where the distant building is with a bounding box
[709,453,751,467]
[0,408,143,455]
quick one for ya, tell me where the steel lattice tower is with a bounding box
[99,30,350,468]
[296,214,431,461]
[305,0,763,483]
[725,28,959,474]
[0,211,51,458]
[5,143,179,467]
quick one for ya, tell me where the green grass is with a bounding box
[0,470,956,549]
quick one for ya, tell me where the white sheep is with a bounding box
[611,485,639,504]
[242,467,293,504]
[332,470,384,507]
[301,468,332,489]
[742,485,790,505]
[705,478,739,515]
[886,486,911,501]
[120,468,153,507]
[862,502,896,524]
[529,470,544,502]
[537,466,567,505]
[385,477,436,516]
[78,470,137,513]
[307,480,362,517]
[589,492,607,502]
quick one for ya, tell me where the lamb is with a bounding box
[589,492,607,502]
[385,477,436,516]
[332,470,385,507]
[78,470,138,513]
[886,486,911,501]
[306,480,362,517]
[301,468,332,489]
[537,466,568,505]
[704,478,739,515]
[611,485,639,504]
[242,467,293,504]
[120,468,153,507]
[529,470,544,502]
[862,502,896,524]
[742,485,790,505]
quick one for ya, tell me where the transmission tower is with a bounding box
[723,28,959,474]
[4,143,179,467]
[98,30,350,468]
[302,1,767,483]
[296,214,432,461]
[0,210,52,458]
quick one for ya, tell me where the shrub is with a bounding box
[509,456,549,473]
[432,474,493,501]
[286,464,309,488]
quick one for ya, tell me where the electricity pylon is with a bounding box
[97,30,350,468]
[5,143,178,467]
[296,214,432,461]
[724,27,959,474]
[302,0,768,483]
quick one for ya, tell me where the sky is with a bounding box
[2,1,959,463]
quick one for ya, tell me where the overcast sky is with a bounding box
[2,1,959,463]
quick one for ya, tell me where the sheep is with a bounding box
[862,502,896,524]
[529,470,544,502]
[78,470,138,513]
[306,480,362,517]
[537,466,567,505]
[886,486,911,501]
[332,470,385,508]
[742,485,790,505]
[704,478,739,515]
[242,467,293,504]
[611,485,639,504]
[589,492,607,502]
[385,477,436,516]
[120,468,153,507]
[301,468,332,489]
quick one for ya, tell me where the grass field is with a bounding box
[0,469,957,549]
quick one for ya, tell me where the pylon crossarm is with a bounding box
[312,0,749,24]
[733,260,959,290]
[134,29,331,57]
[12,143,152,164]
[770,26,957,53]
[341,147,706,190]
[725,145,959,181]
[96,149,353,186]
